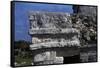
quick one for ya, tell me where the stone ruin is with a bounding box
[29,11,80,65]
[72,6,97,62]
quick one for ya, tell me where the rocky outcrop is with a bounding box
[28,10,97,65]
[29,11,80,65]
[29,11,80,49]
[72,6,97,62]
[71,14,97,45]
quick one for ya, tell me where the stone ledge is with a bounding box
[29,28,79,35]
[30,40,80,50]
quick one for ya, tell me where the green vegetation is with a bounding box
[14,40,33,66]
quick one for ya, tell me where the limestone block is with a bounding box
[34,51,56,62]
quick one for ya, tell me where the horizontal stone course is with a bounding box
[29,28,79,35]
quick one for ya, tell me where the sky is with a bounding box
[14,2,73,42]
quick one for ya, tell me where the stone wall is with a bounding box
[28,10,97,65]
[29,11,80,65]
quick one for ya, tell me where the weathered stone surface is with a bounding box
[29,11,80,65]
[80,51,97,62]
[29,11,97,65]
[30,40,80,50]
[29,11,71,28]
[33,51,64,65]
[72,6,97,45]
[71,14,97,45]
[72,6,97,62]
[29,28,79,35]
[29,11,80,49]
[34,51,56,62]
